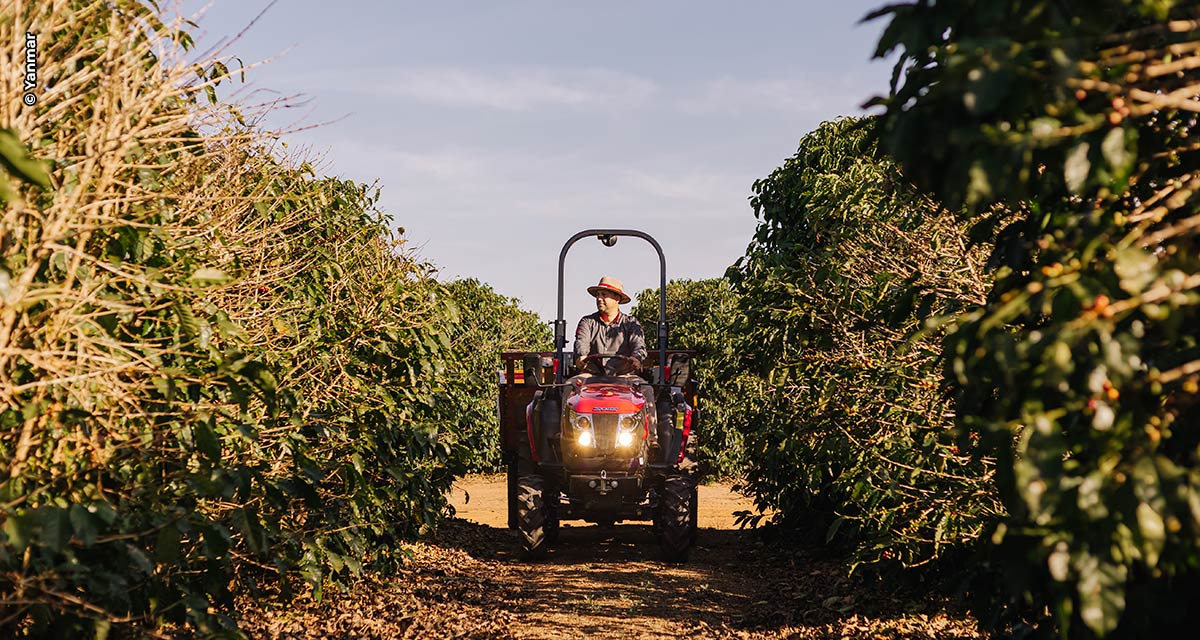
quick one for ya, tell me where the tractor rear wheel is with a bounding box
[506,457,520,530]
[660,475,694,563]
[517,474,548,560]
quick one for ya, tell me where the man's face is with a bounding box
[595,289,620,317]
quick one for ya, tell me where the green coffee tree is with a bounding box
[725,117,995,566]
[872,1,1200,635]
[632,278,746,480]
[439,278,551,472]
[0,2,467,636]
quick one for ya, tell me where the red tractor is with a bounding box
[498,229,698,561]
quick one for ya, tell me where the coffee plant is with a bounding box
[0,2,497,636]
[724,117,996,567]
[631,278,747,480]
[439,278,551,473]
[872,0,1200,635]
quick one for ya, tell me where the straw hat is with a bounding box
[587,276,630,304]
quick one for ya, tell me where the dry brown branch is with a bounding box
[1158,358,1200,384]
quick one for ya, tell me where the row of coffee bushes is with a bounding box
[870,0,1200,635]
[717,1,1199,636]
[0,3,540,636]
[723,117,997,565]
[628,116,994,563]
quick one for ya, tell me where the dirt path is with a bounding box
[447,474,755,530]
[240,476,982,639]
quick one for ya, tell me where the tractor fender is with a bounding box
[525,389,561,464]
[525,390,542,463]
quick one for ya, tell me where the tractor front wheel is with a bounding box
[517,474,548,560]
[660,475,694,563]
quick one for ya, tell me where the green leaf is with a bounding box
[128,545,154,575]
[233,508,270,556]
[242,362,277,395]
[967,160,993,208]
[1076,554,1127,636]
[175,301,201,337]
[1101,126,1133,178]
[38,507,70,553]
[155,523,181,564]
[1113,248,1157,295]
[0,128,52,190]
[0,173,14,203]
[189,268,230,286]
[1048,541,1071,581]
[2,512,30,550]
[93,619,111,640]
[1030,117,1061,139]
[1136,502,1165,568]
[826,516,845,543]
[1064,142,1091,193]
[199,523,231,558]
[69,504,98,547]
[193,421,222,461]
[93,501,118,525]
[327,551,344,573]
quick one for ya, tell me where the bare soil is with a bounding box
[239,476,982,639]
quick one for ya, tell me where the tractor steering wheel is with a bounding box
[577,352,642,377]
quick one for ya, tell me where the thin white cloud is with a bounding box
[620,169,753,209]
[273,66,660,112]
[382,67,658,111]
[682,76,869,115]
[318,139,751,222]
[291,138,759,320]
[383,148,491,180]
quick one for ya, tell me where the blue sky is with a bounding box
[178,1,895,324]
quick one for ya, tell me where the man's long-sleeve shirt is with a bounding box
[574,311,648,362]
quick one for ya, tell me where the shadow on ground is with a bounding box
[424,517,982,639]
[236,508,982,639]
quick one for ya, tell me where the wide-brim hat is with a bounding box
[587,276,630,304]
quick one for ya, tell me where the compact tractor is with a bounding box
[497,229,699,562]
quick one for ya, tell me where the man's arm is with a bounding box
[574,316,595,360]
[627,317,648,361]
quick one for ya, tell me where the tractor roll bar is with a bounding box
[555,229,668,384]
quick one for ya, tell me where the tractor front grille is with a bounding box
[589,414,619,455]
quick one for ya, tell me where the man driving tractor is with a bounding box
[573,276,647,364]
[500,231,697,562]
[573,276,658,445]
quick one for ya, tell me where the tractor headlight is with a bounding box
[616,414,639,448]
[570,410,592,431]
[569,409,594,447]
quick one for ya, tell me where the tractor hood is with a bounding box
[568,384,646,414]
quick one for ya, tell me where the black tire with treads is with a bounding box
[517,475,547,560]
[660,475,694,563]
[506,458,519,530]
